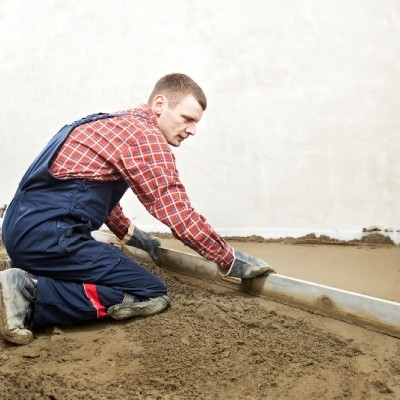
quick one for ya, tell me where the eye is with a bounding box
[182,115,194,123]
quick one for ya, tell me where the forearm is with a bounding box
[148,197,234,269]
[175,221,234,269]
[105,203,130,239]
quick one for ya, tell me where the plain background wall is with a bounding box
[1,0,399,240]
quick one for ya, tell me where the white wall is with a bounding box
[1,0,399,241]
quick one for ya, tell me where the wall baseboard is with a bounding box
[120,224,400,245]
[1,218,398,245]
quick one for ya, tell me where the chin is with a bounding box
[168,140,181,148]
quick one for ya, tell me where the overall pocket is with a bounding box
[56,216,92,255]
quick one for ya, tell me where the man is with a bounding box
[0,73,274,345]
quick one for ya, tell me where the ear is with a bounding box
[151,95,168,116]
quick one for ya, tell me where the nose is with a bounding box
[186,122,196,136]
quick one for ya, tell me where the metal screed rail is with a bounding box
[92,230,400,339]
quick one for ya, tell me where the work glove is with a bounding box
[124,225,161,264]
[219,249,275,279]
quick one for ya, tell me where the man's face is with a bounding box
[155,95,203,147]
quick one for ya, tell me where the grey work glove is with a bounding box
[124,226,161,263]
[219,249,275,279]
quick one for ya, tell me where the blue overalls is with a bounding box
[2,113,167,327]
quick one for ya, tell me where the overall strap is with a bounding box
[71,112,123,127]
[71,112,145,128]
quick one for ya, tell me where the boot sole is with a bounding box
[109,295,170,320]
[0,279,33,345]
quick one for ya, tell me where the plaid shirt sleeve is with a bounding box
[116,130,234,269]
[104,203,130,240]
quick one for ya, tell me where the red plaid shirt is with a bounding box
[49,104,234,268]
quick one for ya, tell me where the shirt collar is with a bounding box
[132,104,159,127]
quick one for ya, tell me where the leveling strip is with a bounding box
[88,231,400,338]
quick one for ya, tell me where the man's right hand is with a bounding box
[124,225,161,264]
[218,249,275,279]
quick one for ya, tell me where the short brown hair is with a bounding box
[148,73,207,111]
